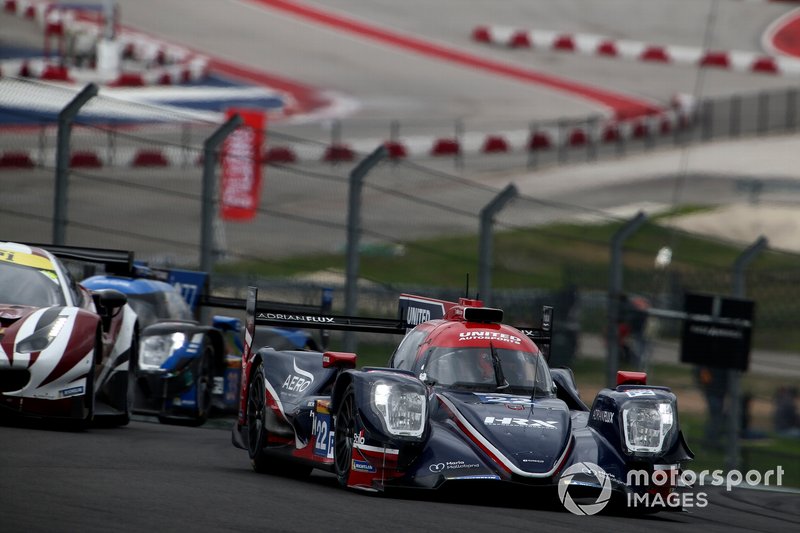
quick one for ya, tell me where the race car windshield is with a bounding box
[0,261,65,307]
[125,290,194,328]
[422,346,554,396]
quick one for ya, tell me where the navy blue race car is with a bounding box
[232,289,694,513]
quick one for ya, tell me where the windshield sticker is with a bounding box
[39,269,59,284]
[459,331,521,344]
[0,250,55,271]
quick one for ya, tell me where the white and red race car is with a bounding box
[0,242,138,428]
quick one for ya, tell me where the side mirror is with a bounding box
[93,289,127,310]
[92,289,127,331]
[322,351,357,369]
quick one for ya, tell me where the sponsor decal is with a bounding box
[258,312,334,324]
[450,474,501,481]
[58,386,84,398]
[398,295,447,328]
[522,458,545,463]
[428,460,481,473]
[172,396,196,407]
[625,389,656,398]
[506,404,525,410]
[458,331,521,344]
[282,358,314,392]
[212,376,225,396]
[352,459,376,473]
[405,307,431,325]
[476,394,534,405]
[0,249,55,271]
[353,430,366,446]
[429,462,445,473]
[591,410,615,423]
[484,416,558,429]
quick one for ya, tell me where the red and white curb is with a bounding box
[472,25,800,77]
[2,0,209,86]
[0,98,694,168]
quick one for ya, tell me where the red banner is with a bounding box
[221,108,265,221]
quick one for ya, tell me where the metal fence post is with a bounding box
[527,121,538,170]
[557,119,568,164]
[701,99,714,141]
[200,114,242,273]
[787,88,798,132]
[757,91,769,135]
[53,83,98,245]
[726,236,768,472]
[606,211,647,388]
[730,95,741,138]
[344,145,388,352]
[587,115,599,162]
[478,184,518,305]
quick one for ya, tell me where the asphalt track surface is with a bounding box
[1,418,798,533]
[110,0,798,133]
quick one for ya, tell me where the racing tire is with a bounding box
[94,332,137,428]
[247,362,272,473]
[72,342,98,431]
[246,362,312,477]
[334,384,357,488]
[157,342,215,427]
[189,342,215,427]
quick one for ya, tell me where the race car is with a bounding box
[83,268,327,425]
[0,242,138,428]
[231,288,694,512]
[82,270,234,425]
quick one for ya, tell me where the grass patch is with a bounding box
[219,210,800,351]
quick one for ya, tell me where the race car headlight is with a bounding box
[372,382,426,438]
[622,402,674,454]
[139,332,186,371]
[17,315,68,353]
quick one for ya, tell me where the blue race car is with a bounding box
[82,273,234,425]
[83,268,326,426]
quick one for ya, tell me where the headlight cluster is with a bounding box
[372,382,426,437]
[17,315,68,353]
[139,332,186,371]
[622,402,674,454]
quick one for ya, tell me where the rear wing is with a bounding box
[515,306,553,361]
[243,286,406,359]
[399,293,554,359]
[27,242,133,276]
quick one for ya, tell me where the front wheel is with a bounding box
[190,343,215,426]
[334,384,357,487]
[245,362,313,477]
[247,362,270,473]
